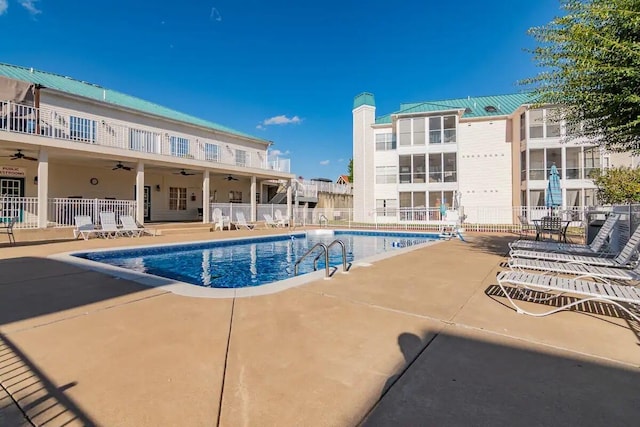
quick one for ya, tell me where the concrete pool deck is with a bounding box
[0,229,638,426]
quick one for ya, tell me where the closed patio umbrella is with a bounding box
[545,164,562,210]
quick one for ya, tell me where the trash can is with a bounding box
[586,211,608,244]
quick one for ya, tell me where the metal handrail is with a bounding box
[313,239,348,273]
[294,242,329,278]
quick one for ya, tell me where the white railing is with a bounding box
[210,203,252,223]
[0,101,291,173]
[0,197,39,229]
[295,179,352,196]
[48,198,137,227]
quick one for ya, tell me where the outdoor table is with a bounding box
[532,217,571,242]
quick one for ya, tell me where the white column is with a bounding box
[136,162,145,225]
[37,149,49,228]
[286,180,293,226]
[250,175,257,222]
[202,170,210,224]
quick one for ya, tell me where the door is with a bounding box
[0,177,24,222]
[133,185,152,222]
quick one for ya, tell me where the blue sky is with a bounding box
[1,0,560,180]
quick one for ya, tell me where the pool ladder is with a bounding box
[293,239,348,278]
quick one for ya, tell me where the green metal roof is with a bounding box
[353,92,375,109]
[0,63,269,143]
[375,93,534,124]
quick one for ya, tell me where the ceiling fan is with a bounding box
[175,169,196,176]
[2,149,37,161]
[112,162,132,171]
[223,174,239,181]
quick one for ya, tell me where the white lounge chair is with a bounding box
[73,215,105,240]
[99,212,122,238]
[508,213,620,256]
[274,209,289,227]
[233,212,255,230]
[509,225,640,268]
[212,208,230,231]
[120,215,155,237]
[263,214,280,228]
[496,270,640,321]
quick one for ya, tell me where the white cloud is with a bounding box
[0,0,8,15]
[269,149,290,157]
[319,160,330,166]
[338,158,344,162]
[19,0,41,15]
[262,115,302,126]
[256,124,265,130]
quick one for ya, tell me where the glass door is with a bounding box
[0,178,24,222]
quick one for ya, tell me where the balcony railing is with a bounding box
[0,101,290,173]
[296,180,353,196]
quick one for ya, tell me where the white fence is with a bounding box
[3,197,137,228]
[1,101,291,173]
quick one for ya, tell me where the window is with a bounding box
[529,149,544,180]
[429,117,441,144]
[529,109,543,139]
[546,108,561,137]
[129,128,158,153]
[236,149,248,167]
[413,154,426,183]
[413,118,425,146]
[566,189,581,207]
[428,153,457,183]
[399,156,412,183]
[376,166,397,184]
[170,136,190,157]
[69,116,96,142]
[399,192,426,220]
[584,188,597,207]
[375,133,396,150]
[429,153,442,182]
[204,143,219,161]
[566,147,581,179]
[169,187,187,210]
[519,112,526,141]
[546,148,561,178]
[229,191,242,202]
[520,150,527,181]
[443,153,457,182]
[376,199,397,216]
[398,119,411,146]
[584,147,600,178]
[443,116,456,143]
[529,190,545,207]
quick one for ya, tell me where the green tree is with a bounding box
[593,166,640,204]
[524,0,640,153]
[347,158,353,183]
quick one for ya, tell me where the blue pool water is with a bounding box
[74,231,438,289]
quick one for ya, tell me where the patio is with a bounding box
[0,230,638,426]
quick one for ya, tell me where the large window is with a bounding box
[69,116,96,142]
[398,119,411,146]
[529,109,544,139]
[584,147,600,178]
[398,155,425,183]
[376,199,397,216]
[529,149,545,180]
[204,143,219,161]
[566,147,581,179]
[546,108,561,137]
[413,118,425,146]
[169,187,187,210]
[399,191,427,220]
[528,108,561,139]
[443,116,456,143]
[129,128,158,153]
[428,116,456,144]
[375,133,396,151]
[429,117,442,144]
[520,112,526,141]
[399,156,411,183]
[547,148,561,177]
[170,136,190,157]
[520,150,527,181]
[529,190,545,207]
[375,166,397,184]
[236,149,248,167]
[428,153,457,183]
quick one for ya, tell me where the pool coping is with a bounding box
[49,230,442,299]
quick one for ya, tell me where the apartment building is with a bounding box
[352,92,635,224]
[0,63,293,228]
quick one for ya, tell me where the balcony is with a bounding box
[0,101,290,173]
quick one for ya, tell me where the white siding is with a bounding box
[352,105,376,221]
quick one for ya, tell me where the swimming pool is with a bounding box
[63,230,440,297]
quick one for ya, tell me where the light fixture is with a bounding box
[155,184,161,192]
[33,176,38,185]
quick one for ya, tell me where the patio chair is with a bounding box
[0,216,17,245]
[517,215,536,240]
[495,270,640,322]
[120,215,156,237]
[263,214,280,228]
[212,208,230,231]
[233,212,255,230]
[99,212,123,238]
[73,215,105,240]
[509,224,640,268]
[508,213,620,256]
[274,209,289,227]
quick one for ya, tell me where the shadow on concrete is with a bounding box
[485,284,640,341]
[0,239,76,249]
[463,234,514,257]
[361,329,640,426]
[0,257,149,326]
[0,333,96,426]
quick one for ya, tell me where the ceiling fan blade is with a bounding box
[123,166,132,171]
[112,167,119,170]
[24,156,38,161]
